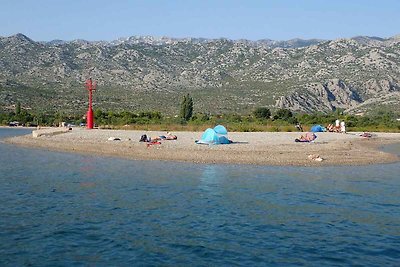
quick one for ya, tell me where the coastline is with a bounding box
[3,128,400,166]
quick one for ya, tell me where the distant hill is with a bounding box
[0,33,399,115]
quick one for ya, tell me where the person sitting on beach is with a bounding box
[295,123,303,132]
[139,134,149,142]
[327,123,341,133]
[335,119,340,128]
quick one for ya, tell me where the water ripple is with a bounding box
[1,129,400,266]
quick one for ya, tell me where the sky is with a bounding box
[0,0,399,41]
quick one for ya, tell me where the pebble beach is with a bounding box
[3,127,400,166]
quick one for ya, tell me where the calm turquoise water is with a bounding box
[1,128,400,266]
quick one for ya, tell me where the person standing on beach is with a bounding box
[340,121,346,133]
[335,119,340,131]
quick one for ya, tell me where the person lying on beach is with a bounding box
[162,132,177,140]
[139,134,162,147]
[166,133,177,140]
[151,132,177,141]
[359,132,373,138]
[139,133,177,142]
[295,132,317,142]
[140,135,161,142]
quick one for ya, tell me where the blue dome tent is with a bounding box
[311,125,326,132]
[213,125,228,135]
[196,125,231,145]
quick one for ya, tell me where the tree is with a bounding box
[54,111,65,126]
[253,107,271,119]
[15,102,21,115]
[180,93,193,122]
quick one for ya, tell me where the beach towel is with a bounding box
[295,138,312,143]
[146,141,161,148]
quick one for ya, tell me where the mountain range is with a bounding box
[0,33,399,115]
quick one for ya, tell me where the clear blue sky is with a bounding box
[1,0,399,41]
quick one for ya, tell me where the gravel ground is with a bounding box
[4,128,400,166]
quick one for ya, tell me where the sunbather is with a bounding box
[295,132,317,142]
[165,132,177,140]
[155,132,177,140]
[327,123,341,133]
[360,132,372,138]
[140,132,177,142]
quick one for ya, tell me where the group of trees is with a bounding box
[1,102,35,126]
[253,107,298,123]
[253,107,296,123]
[94,110,162,126]
[252,107,400,130]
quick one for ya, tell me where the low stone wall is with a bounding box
[32,128,70,138]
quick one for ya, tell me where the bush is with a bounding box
[253,107,271,119]
[273,108,293,121]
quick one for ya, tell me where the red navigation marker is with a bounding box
[85,78,96,129]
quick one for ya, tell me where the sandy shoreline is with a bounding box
[3,128,400,166]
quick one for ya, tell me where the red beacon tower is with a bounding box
[85,78,96,129]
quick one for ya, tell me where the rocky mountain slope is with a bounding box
[0,33,399,115]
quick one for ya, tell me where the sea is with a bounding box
[1,128,399,266]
